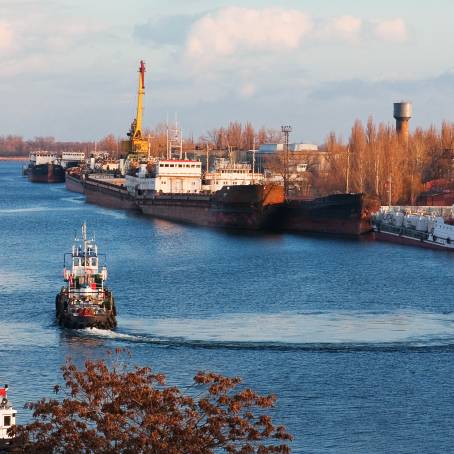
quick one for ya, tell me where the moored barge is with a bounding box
[278,192,380,236]
[373,206,454,251]
[24,152,65,183]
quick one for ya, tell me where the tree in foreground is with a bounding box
[11,350,292,453]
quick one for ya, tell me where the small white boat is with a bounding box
[0,385,16,448]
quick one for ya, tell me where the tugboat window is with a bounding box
[4,415,11,426]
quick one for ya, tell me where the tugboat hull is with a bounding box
[55,291,117,330]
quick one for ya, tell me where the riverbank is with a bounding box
[0,156,28,161]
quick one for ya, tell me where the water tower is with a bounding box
[393,101,412,139]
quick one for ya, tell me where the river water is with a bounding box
[1,161,454,453]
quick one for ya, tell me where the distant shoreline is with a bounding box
[0,156,28,161]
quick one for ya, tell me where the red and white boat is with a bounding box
[0,385,16,449]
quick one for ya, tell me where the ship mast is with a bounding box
[82,222,87,272]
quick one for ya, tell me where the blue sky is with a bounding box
[0,0,452,143]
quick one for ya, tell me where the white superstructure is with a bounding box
[126,159,202,195]
[126,157,264,196]
[203,158,263,192]
[63,223,108,298]
[61,151,85,168]
[30,151,58,165]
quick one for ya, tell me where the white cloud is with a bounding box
[374,18,407,42]
[325,15,362,42]
[0,22,13,52]
[186,7,313,62]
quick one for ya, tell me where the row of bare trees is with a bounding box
[317,119,454,204]
[2,119,454,204]
[0,135,95,157]
[202,122,282,150]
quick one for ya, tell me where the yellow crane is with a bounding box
[123,60,149,159]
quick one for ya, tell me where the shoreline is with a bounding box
[0,156,28,161]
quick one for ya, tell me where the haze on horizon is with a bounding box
[0,0,452,144]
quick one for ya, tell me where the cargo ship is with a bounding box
[0,385,16,450]
[124,155,282,229]
[278,192,380,236]
[373,206,454,251]
[56,223,117,329]
[138,182,284,230]
[24,152,65,183]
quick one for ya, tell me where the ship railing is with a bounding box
[381,205,454,218]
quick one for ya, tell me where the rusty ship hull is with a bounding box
[84,176,138,210]
[279,193,380,236]
[65,171,85,194]
[29,163,65,183]
[138,185,284,230]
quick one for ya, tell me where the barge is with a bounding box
[279,193,380,236]
[24,152,65,183]
[84,175,137,210]
[65,168,85,194]
[373,206,454,251]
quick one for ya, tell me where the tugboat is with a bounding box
[0,385,16,450]
[56,223,117,329]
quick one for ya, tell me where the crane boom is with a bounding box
[133,60,145,140]
[123,60,149,159]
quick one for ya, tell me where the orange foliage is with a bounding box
[10,350,292,453]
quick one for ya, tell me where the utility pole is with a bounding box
[252,137,256,184]
[281,125,292,198]
[388,176,392,207]
[346,145,350,193]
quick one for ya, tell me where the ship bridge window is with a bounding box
[91,258,97,266]
[4,415,11,426]
[73,258,80,266]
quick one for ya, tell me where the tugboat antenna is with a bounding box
[82,222,87,242]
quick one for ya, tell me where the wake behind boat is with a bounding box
[56,223,117,329]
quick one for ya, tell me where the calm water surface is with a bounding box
[1,161,454,453]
